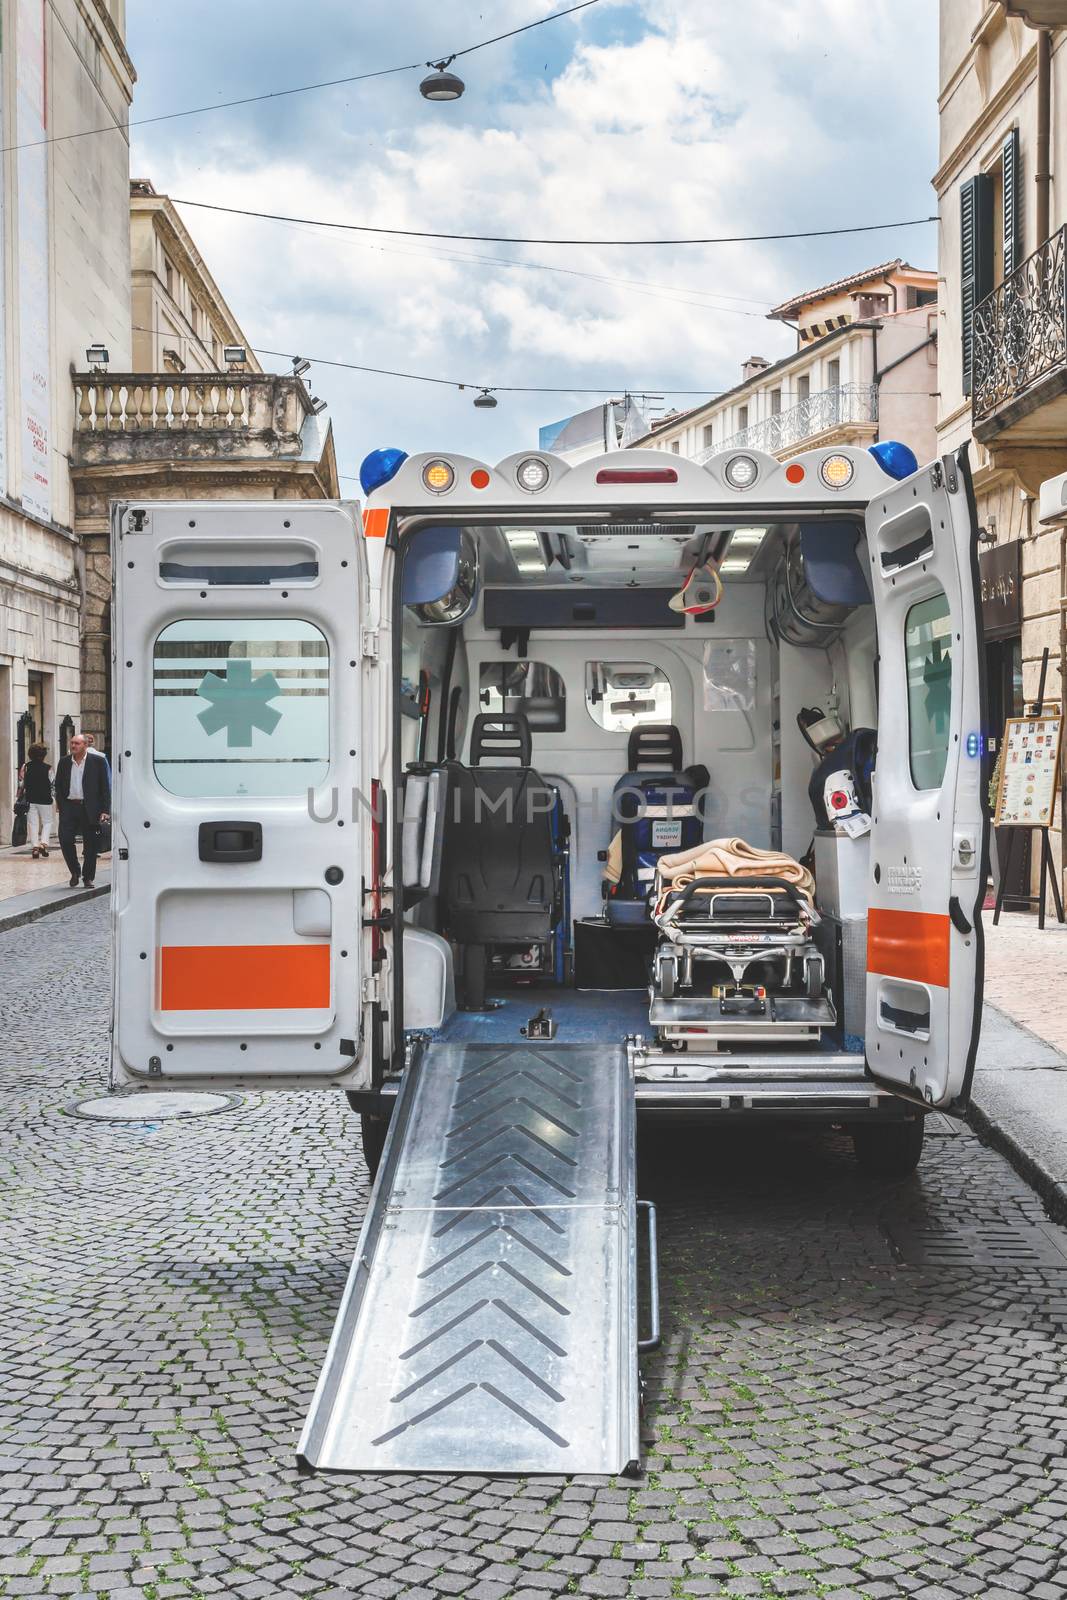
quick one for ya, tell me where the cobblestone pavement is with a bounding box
[4,900,1067,1600]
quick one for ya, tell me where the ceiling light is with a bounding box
[729,526,768,548]
[720,555,753,574]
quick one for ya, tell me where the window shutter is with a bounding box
[1003,126,1022,278]
[961,172,995,395]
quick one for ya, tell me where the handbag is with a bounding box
[11,807,27,847]
[95,819,113,855]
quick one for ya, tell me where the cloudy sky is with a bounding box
[127,0,939,486]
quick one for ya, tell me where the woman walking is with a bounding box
[21,743,54,859]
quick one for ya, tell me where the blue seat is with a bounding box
[605,725,703,927]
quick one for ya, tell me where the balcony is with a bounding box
[972,226,1067,446]
[695,383,878,462]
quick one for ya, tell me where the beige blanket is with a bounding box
[654,836,814,910]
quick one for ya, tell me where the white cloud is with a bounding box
[129,0,937,469]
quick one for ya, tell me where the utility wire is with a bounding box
[171,197,939,248]
[1,0,601,155]
[128,326,937,399]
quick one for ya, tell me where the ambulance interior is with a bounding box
[393,513,883,1061]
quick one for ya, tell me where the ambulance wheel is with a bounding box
[358,1112,389,1181]
[658,954,677,1001]
[851,1117,925,1179]
[804,954,824,999]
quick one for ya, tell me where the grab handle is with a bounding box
[637,1199,661,1353]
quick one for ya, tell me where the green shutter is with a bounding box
[961,172,995,396]
[1003,126,1022,278]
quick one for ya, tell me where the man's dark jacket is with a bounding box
[55,751,111,826]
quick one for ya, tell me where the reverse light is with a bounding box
[516,456,551,493]
[595,466,678,484]
[724,454,758,490]
[819,453,855,490]
[422,459,455,494]
[359,447,408,496]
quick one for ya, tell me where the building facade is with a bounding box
[0,0,134,836]
[629,262,938,467]
[936,0,1067,893]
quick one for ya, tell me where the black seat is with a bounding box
[441,712,557,1007]
[605,724,703,927]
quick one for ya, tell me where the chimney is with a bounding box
[742,355,770,381]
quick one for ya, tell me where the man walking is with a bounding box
[55,732,111,889]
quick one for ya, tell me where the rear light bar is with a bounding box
[595,467,678,485]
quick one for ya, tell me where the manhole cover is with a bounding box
[66,1091,242,1123]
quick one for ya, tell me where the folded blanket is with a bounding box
[654,836,815,910]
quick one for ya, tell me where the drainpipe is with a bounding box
[1036,29,1052,246]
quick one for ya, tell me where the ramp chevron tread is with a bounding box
[298,1042,638,1475]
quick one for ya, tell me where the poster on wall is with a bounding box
[994,714,1063,828]
[16,0,51,523]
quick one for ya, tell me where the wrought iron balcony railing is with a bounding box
[972,225,1067,423]
[695,383,878,461]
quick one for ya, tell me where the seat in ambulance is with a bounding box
[440,712,557,1006]
[604,724,704,927]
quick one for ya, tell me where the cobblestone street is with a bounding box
[4,900,1067,1600]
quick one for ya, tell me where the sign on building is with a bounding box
[993,714,1062,828]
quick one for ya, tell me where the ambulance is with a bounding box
[109,439,987,1476]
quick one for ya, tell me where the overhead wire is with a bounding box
[170,198,939,249]
[1,0,602,155]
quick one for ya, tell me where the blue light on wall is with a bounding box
[869,440,919,482]
[966,731,983,758]
[359,447,408,496]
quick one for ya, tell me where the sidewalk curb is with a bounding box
[0,880,110,934]
[968,1094,1067,1228]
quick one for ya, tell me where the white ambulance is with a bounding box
[109,441,990,1475]
[110,441,986,1183]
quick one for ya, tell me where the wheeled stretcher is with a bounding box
[648,870,837,1047]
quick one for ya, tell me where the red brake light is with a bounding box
[785,463,805,484]
[595,467,678,484]
[470,468,491,489]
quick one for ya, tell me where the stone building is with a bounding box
[628,262,939,467]
[0,0,338,842]
[936,0,1067,893]
[0,0,134,837]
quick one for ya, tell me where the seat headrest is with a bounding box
[627,723,682,772]
[470,712,532,767]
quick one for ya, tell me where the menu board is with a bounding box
[994,714,1062,828]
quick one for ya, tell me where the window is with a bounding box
[164,257,175,297]
[479,661,565,732]
[153,618,330,796]
[797,374,810,402]
[960,171,995,393]
[827,358,840,388]
[702,423,714,448]
[770,387,782,416]
[670,439,680,454]
[737,404,749,430]
[586,662,672,733]
[905,590,953,791]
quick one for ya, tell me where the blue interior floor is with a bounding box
[435,985,651,1044]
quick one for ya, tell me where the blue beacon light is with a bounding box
[869,440,919,482]
[966,731,983,759]
[359,448,408,496]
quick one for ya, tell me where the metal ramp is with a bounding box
[299,1042,640,1475]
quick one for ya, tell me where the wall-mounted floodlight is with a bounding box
[224,345,247,366]
[309,396,328,415]
[86,344,110,370]
[292,356,311,377]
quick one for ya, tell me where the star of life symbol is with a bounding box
[196,658,283,748]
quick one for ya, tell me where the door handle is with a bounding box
[949,895,972,935]
[198,821,263,862]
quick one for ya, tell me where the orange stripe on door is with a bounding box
[362,507,389,539]
[867,909,950,989]
[160,944,331,1011]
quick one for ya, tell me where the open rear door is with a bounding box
[111,500,368,1090]
[864,449,987,1112]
